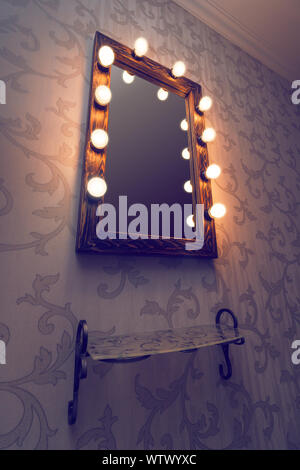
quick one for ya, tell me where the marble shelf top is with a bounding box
[87,324,244,361]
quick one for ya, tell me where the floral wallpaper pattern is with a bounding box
[0,0,299,450]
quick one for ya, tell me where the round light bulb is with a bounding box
[182,148,190,160]
[184,180,193,193]
[180,119,188,131]
[87,177,107,199]
[205,164,221,180]
[98,45,115,68]
[134,37,149,58]
[157,88,168,101]
[172,61,186,78]
[95,85,112,106]
[123,70,135,84]
[199,96,212,112]
[91,129,109,150]
[208,203,226,219]
[186,214,195,228]
[202,127,216,143]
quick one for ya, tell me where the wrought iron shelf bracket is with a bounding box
[68,309,245,425]
[215,308,245,380]
[68,320,88,425]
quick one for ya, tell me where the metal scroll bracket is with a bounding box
[216,308,245,380]
[68,320,88,425]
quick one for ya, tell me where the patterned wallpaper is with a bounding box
[0,0,299,450]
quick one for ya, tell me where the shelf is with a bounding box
[88,324,244,361]
[68,308,245,425]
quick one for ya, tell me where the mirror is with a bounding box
[105,65,193,238]
[76,31,218,258]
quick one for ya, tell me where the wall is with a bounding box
[0,0,299,450]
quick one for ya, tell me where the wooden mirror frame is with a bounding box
[76,31,218,258]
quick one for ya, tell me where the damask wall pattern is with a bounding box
[0,0,299,450]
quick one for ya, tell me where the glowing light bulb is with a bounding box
[180,119,188,131]
[182,148,190,160]
[201,127,216,143]
[199,96,212,112]
[184,180,193,193]
[91,129,109,150]
[171,61,186,78]
[123,71,135,84]
[98,46,115,68]
[157,88,168,101]
[134,37,149,57]
[95,85,112,106]
[208,203,226,219]
[205,164,221,180]
[87,177,107,199]
[186,214,195,228]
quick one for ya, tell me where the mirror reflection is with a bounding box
[104,65,193,237]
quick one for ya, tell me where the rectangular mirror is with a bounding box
[76,32,218,258]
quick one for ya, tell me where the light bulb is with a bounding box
[208,203,226,219]
[157,88,168,101]
[91,129,109,150]
[95,85,112,106]
[182,148,190,160]
[201,127,216,143]
[87,177,107,199]
[171,61,186,78]
[199,96,212,112]
[134,37,148,58]
[98,45,115,68]
[180,119,188,131]
[184,180,193,193]
[205,164,221,180]
[186,214,195,228]
[123,71,135,84]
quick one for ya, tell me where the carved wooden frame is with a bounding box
[76,31,218,258]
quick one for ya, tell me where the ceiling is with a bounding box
[173,0,300,81]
